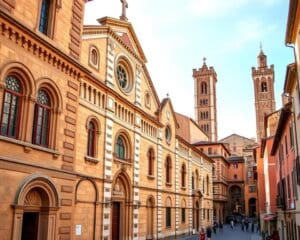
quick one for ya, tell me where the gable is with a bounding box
[97,17,147,62]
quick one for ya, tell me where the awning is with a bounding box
[263,214,277,221]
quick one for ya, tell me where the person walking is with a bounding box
[230,219,234,230]
[251,220,255,233]
[199,228,205,240]
[213,222,217,234]
[219,221,223,232]
[206,226,212,240]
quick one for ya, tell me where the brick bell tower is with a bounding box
[252,47,276,142]
[193,58,218,141]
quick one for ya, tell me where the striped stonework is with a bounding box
[188,150,193,232]
[157,130,163,238]
[106,38,115,88]
[175,140,179,231]
[133,129,141,239]
[135,64,142,106]
[102,117,114,239]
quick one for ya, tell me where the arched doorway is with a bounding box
[12,174,59,240]
[248,198,256,217]
[146,196,155,239]
[111,172,132,240]
[228,185,244,215]
[192,189,202,233]
[74,179,98,240]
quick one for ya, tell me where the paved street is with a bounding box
[179,224,261,240]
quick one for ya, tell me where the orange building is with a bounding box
[193,142,230,223]
[271,104,297,240]
[255,111,280,235]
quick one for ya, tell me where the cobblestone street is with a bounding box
[180,224,261,240]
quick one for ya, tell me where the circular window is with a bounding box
[117,65,128,89]
[165,125,171,142]
[116,58,133,94]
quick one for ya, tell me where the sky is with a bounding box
[84,0,294,140]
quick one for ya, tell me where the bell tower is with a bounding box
[252,47,276,142]
[193,58,218,141]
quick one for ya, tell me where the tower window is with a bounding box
[261,82,268,92]
[201,82,207,94]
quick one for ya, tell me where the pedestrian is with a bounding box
[257,221,260,233]
[230,219,234,230]
[219,221,223,232]
[241,221,244,232]
[199,228,205,240]
[206,226,212,240]
[245,220,249,232]
[251,221,255,233]
[213,221,217,234]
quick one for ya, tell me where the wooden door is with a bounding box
[21,212,39,240]
[112,202,120,240]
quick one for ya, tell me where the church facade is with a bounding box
[0,1,213,240]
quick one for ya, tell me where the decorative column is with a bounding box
[188,150,193,233]
[102,96,115,240]
[135,65,142,106]
[106,39,115,88]
[133,115,141,239]
[157,129,163,239]
[175,140,179,233]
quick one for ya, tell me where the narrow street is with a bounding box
[180,224,261,240]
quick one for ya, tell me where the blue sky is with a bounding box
[84,0,294,140]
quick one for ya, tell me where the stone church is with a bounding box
[0,1,214,239]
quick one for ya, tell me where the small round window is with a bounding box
[165,125,171,142]
[117,65,128,89]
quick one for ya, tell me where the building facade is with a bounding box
[0,2,214,240]
[193,60,218,142]
[193,142,230,223]
[252,49,276,142]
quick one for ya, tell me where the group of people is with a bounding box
[228,217,260,233]
[199,221,223,240]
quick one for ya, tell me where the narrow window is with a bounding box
[181,208,186,223]
[39,0,51,34]
[181,164,186,187]
[148,148,155,176]
[192,174,195,190]
[32,90,51,147]
[87,121,96,157]
[201,82,207,94]
[91,49,98,66]
[166,207,171,227]
[115,136,126,160]
[0,76,22,138]
[261,82,268,92]
[166,157,172,184]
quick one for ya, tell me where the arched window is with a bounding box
[87,121,96,157]
[32,89,51,147]
[145,92,151,107]
[89,46,100,69]
[148,148,155,176]
[115,135,126,160]
[261,82,268,92]
[39,0,50,34]
[201,82,207,94]
[166,156,172,184]
[0,75,23,138]
[181,164,186,187]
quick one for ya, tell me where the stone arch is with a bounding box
[74,178,98,240]
[114,129,133,161]
[0,61,36,97]
[228,185,244,215]
[146,195,155,239]
[0,61,37,141]
[12,174,59,240]
[111,171,132,239]
[36,77,63,112]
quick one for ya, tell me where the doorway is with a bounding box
[21,212,39,240]
[112,202,121,240]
